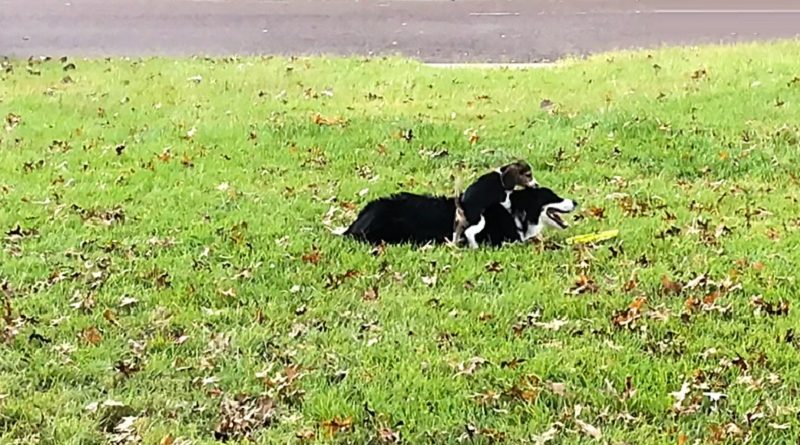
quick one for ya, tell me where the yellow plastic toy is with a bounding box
[565,229,619,245]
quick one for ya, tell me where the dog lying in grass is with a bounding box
[452,161,538,248]
[343,186,577,247]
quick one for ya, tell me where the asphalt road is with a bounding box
[2,0,799,62]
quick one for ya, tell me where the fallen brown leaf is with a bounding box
[399,128,413,142]
[81,326,103,345]
[157,148,172,162]
[547,382,567,396]
[362,286,379,302]
[478,312,493,322]
[751,295,790,316]
[575,418,602,439]
[511,309,541,336]
[452,356,487,377]
[569,274,599,295]
[470,390,500,407]
[500,357,525,369]
[5,113,21,131]
[378,427,401,443]
[612,297,646,329]
[103,309,119,327]
[685,274,708,290]
[321,416,353,436]
[295,429,316,441]
[657,225,681,239]
[324,269,360,290]
[670,381,703,416]
[312,113,346,126]
[181,153,194,168]
[531,425,560,444]
[119,296,139,309]
[703,291,720,305]
[5,224,37,242]
[661,275,683,294]
[586,206,605,220]
[109,415,141,444]
[506,374,541,403]
[218,288,237,299]
[766,228,781,241]
[421,275,437,287]
[214,394,276,441]
[691,68,708,80]
[623,276,638,293]
[485,261,503,272]
[174,334,190,345]
[622,375,636,401]
[301,248,322,265]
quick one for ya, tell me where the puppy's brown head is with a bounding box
[500,160,537,189]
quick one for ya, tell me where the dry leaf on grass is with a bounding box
[103,309,119,327]
[81,326,103,345]
[312,113,346,126]
[213,394,276,441]
[575,418,602,439]
[612,297,646,329]
[661,275,683,294]
[301,248,322,265]
[321,416,352,436]
[295,429,316,441]
[452,356,487,377]
[378,427,401,443]
[531,425,560,444]
[751,295,790,316]
[362,286,379,302]
[569,274,599,295]
[109,415,141,444]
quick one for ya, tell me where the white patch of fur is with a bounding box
[522,220,543,241]
[500,190,512,210]
[464,215,486,249]
[541,199,576,230]
[518,199,576,241]
[547,199,576,213]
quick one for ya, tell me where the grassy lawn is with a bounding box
[2,40,800,444]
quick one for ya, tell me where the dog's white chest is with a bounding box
[500,191,512,211]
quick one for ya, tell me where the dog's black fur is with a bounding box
[344,187,568,247]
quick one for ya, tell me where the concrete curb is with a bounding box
[424,62,559,69]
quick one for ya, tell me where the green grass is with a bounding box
[2,40,800,444]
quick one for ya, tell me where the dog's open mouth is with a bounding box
[546,208,569,229]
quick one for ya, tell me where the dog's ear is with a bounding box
[501,161,534,189]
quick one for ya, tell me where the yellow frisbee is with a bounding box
[565,229,619,245]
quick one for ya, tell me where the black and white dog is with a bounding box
[453,160,537,248]
[343,186,577,247]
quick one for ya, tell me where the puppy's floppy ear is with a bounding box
[500,161,533,189]
[500,166,517,189]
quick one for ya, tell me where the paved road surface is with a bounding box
[2,0,799,62]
